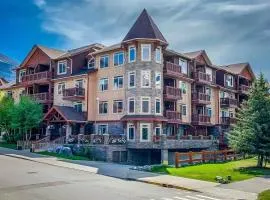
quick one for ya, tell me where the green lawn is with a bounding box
[37,151,90,161]
[151,158,270,183]
[0,142,17,149]
[258,190,270,200]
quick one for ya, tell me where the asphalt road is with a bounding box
[0,155,226,200]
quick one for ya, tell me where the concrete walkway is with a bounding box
[0,147,260,200]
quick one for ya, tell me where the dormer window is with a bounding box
[141,44,151,61]
[88,58,95,69]
[57,60,67,75]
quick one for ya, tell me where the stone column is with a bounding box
[65,124,72,143]
[161,134,168,165]
[45,126,51,137]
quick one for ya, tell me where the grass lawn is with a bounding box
[257,190,270,200]
[37,151,90,161]
[0,142,17,149]
[151,158,270,183]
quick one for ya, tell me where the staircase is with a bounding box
[32,136,66,152]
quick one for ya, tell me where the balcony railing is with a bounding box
[163,86,182,100]
[220,117,237,125]
[220,98,238,107]
[165,110,182,122]
[194,72,212,84]
[63,88,85,100]
[164,62,186,78]
[238,84,250,94]
[192,92,211,104]
[26,92,52,102]
[192,114,211,125]
[21,71,51,83]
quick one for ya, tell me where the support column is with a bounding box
[65,123,72,143]
[45,126,51,137]
[161,134,168,165]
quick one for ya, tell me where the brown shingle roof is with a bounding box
[219,63,249,74]
[123,9,167,44]
[37,45,66,59]
[183,50,203,59]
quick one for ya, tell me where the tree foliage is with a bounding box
[229,73,270,167]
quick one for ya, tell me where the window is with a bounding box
[99,78,108,91]
[205,87,211,97]
[75,79,83,88]
[155,124,161,136]
[141,70,151,88]
[155,98,161,114]
[141,97,150,114]
[141,44,151,61]
[113,76,123,89]
[99,101,108,114]
[221,110,228,117]
[155,47,161,63]
[179,59,188,74]
[57,61,67,75]
[128,71,136,88]
[207,107,212,117]
[127,124,135,141]
[181,104,187,116]
[100,55,109,68]
[179,81,187,94]
[113,100,123,113]
[155,72,161,89]
[140,123,150,141]
[226,75,234,87]
[230,111,234,118]
[58,82,65,94]
[74,102,82,112]
[129,46,136,62]
[114,52,124,66]
[97,124,108,135]
[128,97,135,114]
[88,58,95,69]
[19,70,26,82]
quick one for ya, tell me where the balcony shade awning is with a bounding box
[121,115,168,122]
[43,106,86,123]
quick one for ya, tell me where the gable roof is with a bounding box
[122,9,167,44]
[219,63,255,79]
[183,50,212,65]
[0,77,8,85]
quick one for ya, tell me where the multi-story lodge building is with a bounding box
[0,9,255,165]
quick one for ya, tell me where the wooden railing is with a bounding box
[192,114,211,124]
[194,71,212,83]
[164,61,186,77]
[63,88,85,97]
[192,92,211,102]
[27,92,52,102]
[220,98,238,107]
[21,71,51,83]
[165,110,182,120]
[175,150,239,167]
[220,117,237,125]
[164,86,182,100]
[238,84,250,93]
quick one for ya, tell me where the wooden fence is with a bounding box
[175,150,239,168]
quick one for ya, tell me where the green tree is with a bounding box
[229,73,270,167]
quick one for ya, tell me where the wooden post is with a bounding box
[224,150,227,161]
[188,151,193,164]
[202,150,205,163]
[175,152,179,168]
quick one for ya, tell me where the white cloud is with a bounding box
[33,0,46,9]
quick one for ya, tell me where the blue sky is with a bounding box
[1,0,270,79]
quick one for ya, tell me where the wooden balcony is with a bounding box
[238,84,250,94]
[163,86,182,101]
[192,114,211,125]
[163,62,187,78]
[194,72,212,84]
[63,88,85,101]
[21,71,52,85]
[220,98,238,108]
[220,117,237,125]
[165,110,182,123]
[192,92,211,104]
[26,92,52,103]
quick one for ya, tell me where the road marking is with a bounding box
[195,195,220,200]
[174,196,190,200]
[186,196,204,200]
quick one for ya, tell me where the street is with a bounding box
[0,155,226,200]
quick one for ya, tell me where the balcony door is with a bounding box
[75,80,83,88]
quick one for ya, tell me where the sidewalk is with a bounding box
[0,147,259,200]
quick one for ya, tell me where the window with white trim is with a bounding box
[155,47,161,63]
[181,104,187,116]
[58,82,65,95]
[88,58,95,69]
[99,78,108,91]
[155,72,161,89]
[179,59,188,74]
[141,97,150,114]
[128,97,135,114]
[226,74,234,87]
[114,52,124,66]
[141,70,151,88]
[128,71,136,88]
[141,44,151,61]
[97,124,108,134]
[179,81,187,94]
[140,123,150,141]
[129,46,136,62]
[75,79,83,88]
[74,102,83,112]
[100,55,109,68]
[155,98,161,114]
[113,76,123,89]
[99,101,108,114]
[113,100,123,113]
[57,60,67,75]
[127,124,135,141]
[207,107,212,117]
[155,124,161,136]
[19,70,26,82]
